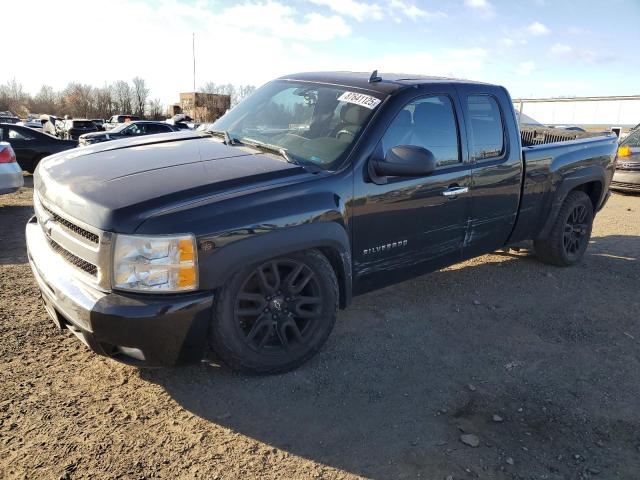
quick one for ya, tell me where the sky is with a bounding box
[4,0,640,104]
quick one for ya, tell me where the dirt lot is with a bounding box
[1,177,639,480]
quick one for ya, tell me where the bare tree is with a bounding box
[0,79,28,115]
[147,98,164,120]
[236,85,256,105]
[132,77,149,118]
[113,80,133,114]
[29,85,58,114]
[0,77,157,119]
[200,82,256,107]
[61,83,94,118]
[93,85,115,119]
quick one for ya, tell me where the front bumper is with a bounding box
[26,217,214,366]
[0,162,24,194]
[611,169,640,192]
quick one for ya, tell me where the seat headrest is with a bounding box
[340,103,369,124]
[413,102,448,125]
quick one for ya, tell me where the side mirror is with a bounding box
[372,145,436,177]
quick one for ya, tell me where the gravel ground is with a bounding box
[1,176,639,480]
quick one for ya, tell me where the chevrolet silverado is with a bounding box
[26,72,618,373]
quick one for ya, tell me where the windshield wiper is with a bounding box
[240,138,306,167]
[206,129,241,146]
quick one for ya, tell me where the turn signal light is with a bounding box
[178,238,195,262]
[618,145,631,157]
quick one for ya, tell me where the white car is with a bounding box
[0,142,24,194]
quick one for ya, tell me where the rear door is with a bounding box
[456,85,523,258]
[353,86,473,292]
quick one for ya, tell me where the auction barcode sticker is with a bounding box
[338,91,382,110]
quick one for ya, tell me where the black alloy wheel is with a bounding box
[563,203,589,262]
[235,259,323,353]
[209,250,338,373]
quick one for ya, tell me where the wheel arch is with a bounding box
[536,167,604,240]
[199,222,352,309]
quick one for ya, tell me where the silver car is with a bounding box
[0,142,24,194]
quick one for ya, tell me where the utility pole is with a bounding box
[192,32,196,92]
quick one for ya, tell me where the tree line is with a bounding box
[0,79,257,121]
[0,78,162,120]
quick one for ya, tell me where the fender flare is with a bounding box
[536,166,605,240]
[199,222,352,308]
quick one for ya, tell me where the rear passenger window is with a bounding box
[381,95,460,168]
[8,128,34,140]
[467,95,505,161]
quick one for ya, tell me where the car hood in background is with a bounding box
[79,131,110,140]
[36,131,312,232]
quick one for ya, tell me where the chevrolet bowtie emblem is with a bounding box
[42,217,54,236]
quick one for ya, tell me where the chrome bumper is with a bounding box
[26,216,105,332]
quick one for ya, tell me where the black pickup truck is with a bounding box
[26,72,618,373]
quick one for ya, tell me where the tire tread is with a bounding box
[534,190,593,267]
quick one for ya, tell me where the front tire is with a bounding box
[534,191,594,267]
[209,249,338,373]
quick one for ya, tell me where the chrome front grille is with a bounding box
[46,237,98,276]
[40,202,99,244]
[34,193,112,290]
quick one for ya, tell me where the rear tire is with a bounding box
[534,191,594,267]
[209,249,338,374]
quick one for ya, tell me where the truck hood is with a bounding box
[35,131,311,232]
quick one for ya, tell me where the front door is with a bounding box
[352,89,472,293]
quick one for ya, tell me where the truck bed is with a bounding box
[508,132,618,244]
[520,125,603,147]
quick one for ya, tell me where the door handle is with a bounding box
[442,186,469,197]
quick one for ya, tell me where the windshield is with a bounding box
[210,80,383,170]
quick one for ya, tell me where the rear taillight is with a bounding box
[0,145,17,163]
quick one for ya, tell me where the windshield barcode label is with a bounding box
[338,92,381,110]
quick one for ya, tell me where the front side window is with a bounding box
[211,80,383,170]
[381,95,460,168]
[467,95,505,161]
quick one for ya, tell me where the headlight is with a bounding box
[112,234,198,292]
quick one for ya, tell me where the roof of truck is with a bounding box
[279,71,495,95]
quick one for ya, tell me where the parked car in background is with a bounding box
[166,114,195,130]
[91,119,105,131]
[104,115,141,130]
[60,119,98,140]
[26,71,617,373]
[78,120,178,146]
[18,119,44,131]
[611,128,640,193]
[0,123,76,172]
[0,112,20,124]
[0,142,23,194]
